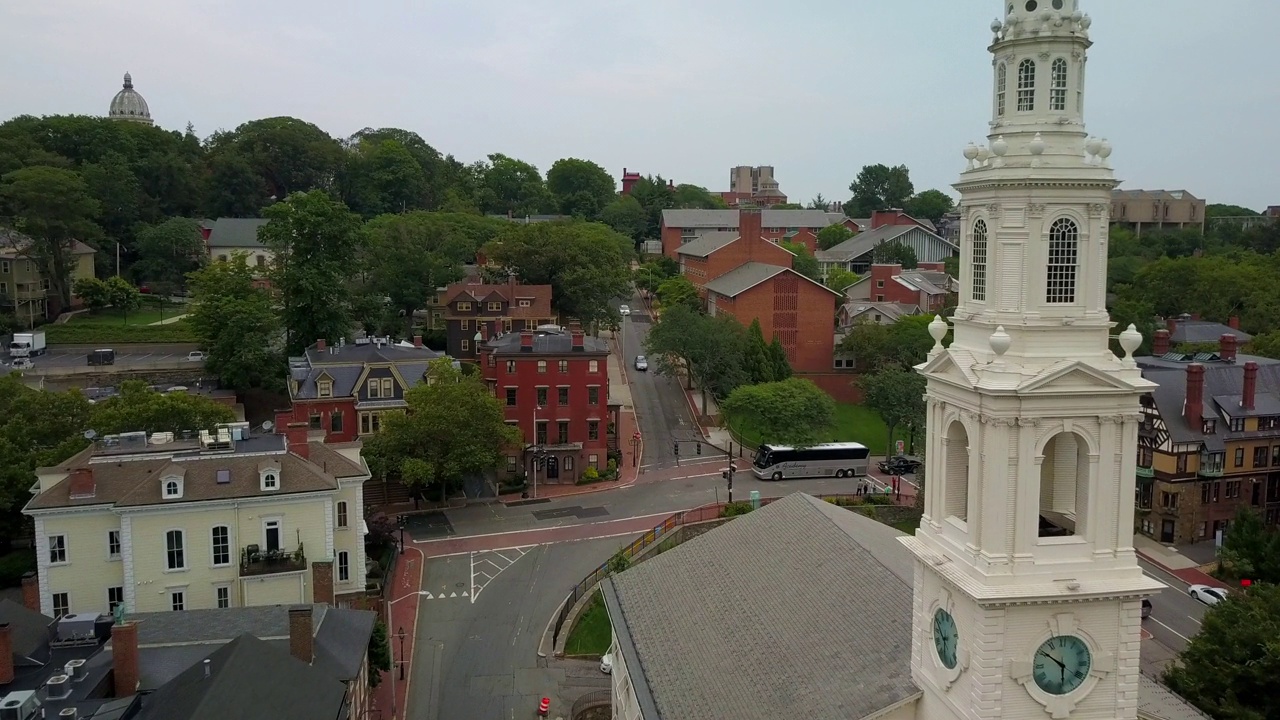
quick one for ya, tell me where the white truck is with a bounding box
[9,330,47,358]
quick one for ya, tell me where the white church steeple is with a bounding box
[904,3,1164,719]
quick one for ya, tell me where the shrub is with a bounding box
[864,494,893,506]
[720,501,755,518]
[609,551,630,574]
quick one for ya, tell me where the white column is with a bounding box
[121,514,136,612]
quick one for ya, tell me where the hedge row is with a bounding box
[44,321,199,344]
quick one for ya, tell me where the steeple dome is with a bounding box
[108,72,153,126]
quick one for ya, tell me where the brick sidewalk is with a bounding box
[370,546,425,720]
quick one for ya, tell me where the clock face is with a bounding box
[932,609,959,669]
[1033,635,1092,695]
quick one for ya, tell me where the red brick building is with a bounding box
[439,277,555,362]
[277,336,443,443]
[843,263,954,313]
[676,209,796,295]
[661,209,855,256]
[479,326,616,485]
[705,262,840,375]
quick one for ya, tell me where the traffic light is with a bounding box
[696,442,702,455]
[673,442,679,456]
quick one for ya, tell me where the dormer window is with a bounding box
[518,300,531,308]
[318,380,332,398]
[457,302,472,311]
[162,475,184,499]
[259,464,281,491]
[1201,419,1216,434]
[487,301,502,311]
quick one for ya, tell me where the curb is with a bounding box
[499,477,636,505]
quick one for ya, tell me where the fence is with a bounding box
[569,689,612,719]
[550,499,780,647]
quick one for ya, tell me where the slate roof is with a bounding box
[1166,318,1252,344]
[1138,676,1213,720]
[0,599,54,666]
[485,329,609,355]
[0,227,97,257]
[136,634,348,720]
[702,262,789,298]
[895,269,953,296]
[1139,355,1280,444]
[816,225,917,263]
[675,231,740,258]
[662,209,841,229]
[440,280,554,320]
[205,218,269,249]
[290,339,443,401]
[842,301,918,324]
[26,437,343,511]
[603,494,919,720]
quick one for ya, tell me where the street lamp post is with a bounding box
[397,515,405,556]
[531,405,544,499]
[396,626,407,680]
[629,432,641,468]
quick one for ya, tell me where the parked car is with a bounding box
[634,355,648,371]
[619,304,631,316]
[877,455,922,474]
[1141,598,1152,619]
[1188,585,1228,607]
[186,351,207,362]
[10,357,33,370]
[600,653,613,675]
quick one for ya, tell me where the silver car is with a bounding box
[634,355,648,371]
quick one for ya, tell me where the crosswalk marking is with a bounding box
[470,546,535,604]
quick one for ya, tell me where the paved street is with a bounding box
[1138,558,1208,651]
[618,292,698,472]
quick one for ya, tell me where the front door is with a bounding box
[264,519,282,552]
[546,456,560,480]
[1160,519,1175,544]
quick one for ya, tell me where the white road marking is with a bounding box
[415,511,678,545]
[1149,617,1189,642]
[470,545,535,603]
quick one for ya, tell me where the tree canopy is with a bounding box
[186,258,281,392]
[817,224,854,250]
[904,189,955,222]
[546,158,616,219]
[844,164,914,218]
[859,365,926,456]
[721,378,836,448]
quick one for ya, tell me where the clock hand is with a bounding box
[1037,651,1065,670]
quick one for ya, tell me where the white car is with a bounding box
[634,355,648,371]
[186,351,207,362]
[1188,584,1228,606]
[600,653,613,675]
[619,305,631,316]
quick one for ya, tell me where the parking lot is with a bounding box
[4,344,204,376]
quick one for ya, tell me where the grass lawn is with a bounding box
[564,590,612,657]
[726,402,916,457]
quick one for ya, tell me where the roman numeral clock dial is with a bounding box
[1032,635,1092,695]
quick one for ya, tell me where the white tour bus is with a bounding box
[752,442,871,481]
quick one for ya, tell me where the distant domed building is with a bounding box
[108,72,153,125]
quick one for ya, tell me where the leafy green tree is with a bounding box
[859,365,927,456]
[743,319,774,384]
[474,153,555,216]
[627,175,675,239]
[942,255,960,279]
[656,275,701,313]
[340,139,428,218]
[1164,582,1280,720]
[89,381,236,435]
[1107,298,1157,357]
[367,620,392,688]
[721,378,836,448]
[843,164,914,218]
[104,276,142,322]
[363,212,471,335]
[131,217,206,289]
[72,277,112,311]
[826,268,860,293]
[202,152,270,217]
[207,117,344,200]
[780,240,821,281]
[903,189,954,222]
[486,221,632,330]
[348,127,450,210]
[546,158,616,219]
[80,150,148,250]
[808,194,830,210]
[768,336,792,380]
[771,203,803,210]
[186,259,281,391]
[671,184,727,209]
[1205,203,1258,218]
[260,190,364,352]
[644,306,750,413]
[1247,330,1280,361]
[0,165,101,309]
[363,359,521,503]
[1218,507,1280,584]
[600,195,647,239]
[817,224,854,250]
[872,240,918,269]
[839,315,940,372]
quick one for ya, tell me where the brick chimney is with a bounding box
[1219,334,1238,363]
[284,422,310,459]
[571,330,584,352]
[289,606,313,664]
[413,335,423,348]
[21,572,39,612]
[871,209,904,229]
[1229,315,1240,330]
[1152,330,1171,356]
[1184,364,1205,429]
[739,207,763,243]
[0,624,14,685]
[1165,317,1177,334]
[1243,361,1259,411]
[316,339,326,352]
[111,622,139,697]
[311,561,334,605]
[520,332,534,352]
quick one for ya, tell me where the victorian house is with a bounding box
[438,277,555,362]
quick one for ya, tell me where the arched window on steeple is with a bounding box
[996,63,1007,117]
[971,220,988,302]
[1051,58,1068,111]
[1017,59,1036,111]
[1046,218,1079,304]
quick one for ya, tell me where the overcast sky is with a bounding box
[1,0,1276,211]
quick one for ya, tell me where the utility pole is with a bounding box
[722,460,736,503]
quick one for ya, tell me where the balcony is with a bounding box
[240,545,306,576]
[1199,466,1224,478]
[1135,465,1154,478]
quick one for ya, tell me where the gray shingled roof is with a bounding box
[816,225,916,263]
[206,218,269,249]
[1167,319,1253,344]
[702,262,789,298]
[1140,357,1280,444]
[1138,676,1213,720]
[675,231,739,257]
[662,209,841,229]
[842,301,918,324]
[604,494,919,720]
[896,269,952,296]
[486,329,609,355]
[0,599,54,666]
[290,340,443,400]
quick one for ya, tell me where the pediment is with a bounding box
[1019,361,1136,394]
[918,349,978,389]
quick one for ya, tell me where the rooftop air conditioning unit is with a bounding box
[63,659,85,680]
[0,691,40,720]
[43,675,70,701]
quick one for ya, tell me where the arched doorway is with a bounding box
[546,455,560,480]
